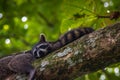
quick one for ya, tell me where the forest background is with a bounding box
[0,0,120,80]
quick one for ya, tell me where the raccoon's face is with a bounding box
[32,34,52,58]
[32,42,52,58]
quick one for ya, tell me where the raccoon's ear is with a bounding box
[39,33,46,42]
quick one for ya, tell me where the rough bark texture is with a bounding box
[7,22,120,80]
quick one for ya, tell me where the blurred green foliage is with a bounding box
[0,0,120,80]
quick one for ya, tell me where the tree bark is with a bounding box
[8,22,120,80]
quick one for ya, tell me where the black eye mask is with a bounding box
[39,44,49,49]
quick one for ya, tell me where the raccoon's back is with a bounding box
[0,56,14,79]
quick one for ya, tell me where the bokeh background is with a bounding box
[0,0,120,80]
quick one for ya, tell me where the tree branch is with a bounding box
[8,22,120,80]
[38,12,53,27]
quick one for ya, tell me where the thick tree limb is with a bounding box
[9,22,120,80]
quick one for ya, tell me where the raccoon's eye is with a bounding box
[39,45,49,48]
[39,51,47,57]
[36,43,49,48]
